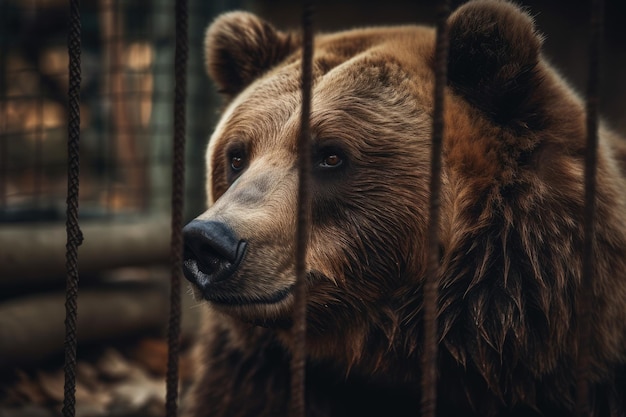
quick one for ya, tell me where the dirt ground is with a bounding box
[0,333,195,417]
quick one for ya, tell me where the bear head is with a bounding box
[183,0,626,407]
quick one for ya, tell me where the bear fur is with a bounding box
[181,1,626,416]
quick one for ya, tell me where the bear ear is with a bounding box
[204,11,297,98]
[447,0,544,127]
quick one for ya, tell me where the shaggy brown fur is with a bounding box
[182,1,626,416]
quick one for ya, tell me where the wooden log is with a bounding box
[0,281,200,369]
[0,216,170,290]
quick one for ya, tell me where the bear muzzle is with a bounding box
[182,220,247,292]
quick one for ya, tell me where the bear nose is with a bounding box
[182,220,247,290]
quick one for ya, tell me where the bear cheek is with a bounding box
[306,236,348,286]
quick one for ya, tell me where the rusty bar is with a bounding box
[165,0,188,415]
[290,2,314,417]
[421,1,450,417]
[576,0,604,416]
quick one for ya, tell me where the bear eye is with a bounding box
[320,153,343,169]
[231,155,245,171]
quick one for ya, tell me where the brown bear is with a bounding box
[181,1,626,416]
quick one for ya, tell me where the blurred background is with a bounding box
[0,0,624,416]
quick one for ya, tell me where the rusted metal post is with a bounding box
[290,2,314,417]
[421,1,449,417]
[576,0,604,416]
[165,0,188,416]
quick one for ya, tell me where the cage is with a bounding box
[0,1,625,416]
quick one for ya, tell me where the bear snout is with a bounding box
[182,220,247,291]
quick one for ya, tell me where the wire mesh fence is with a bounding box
[0,0,228,224]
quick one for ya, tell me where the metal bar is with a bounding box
[165,0,188,415]
[421,1,450,416]
[576,0,604,416]
[290,2,314,417]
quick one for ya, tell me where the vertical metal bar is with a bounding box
[576,0,604,416]
[421,1,449,417]
[0,0,6,211]
[165,0,188,415]
[62,0,83,415]
[290,2,313,417]
[165,0,188,417]
[36,78,44,211]
[98,0,116,214]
